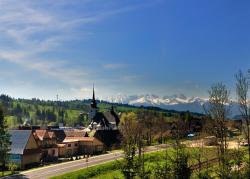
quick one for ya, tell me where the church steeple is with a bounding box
[91,84,97,109]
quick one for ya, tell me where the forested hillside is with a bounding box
[0,94,203,129]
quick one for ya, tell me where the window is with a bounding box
[75,143,78,147]
[68,144,71,147]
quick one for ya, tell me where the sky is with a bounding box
[0,0,249,100]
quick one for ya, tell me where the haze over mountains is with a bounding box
[106,94,240,117]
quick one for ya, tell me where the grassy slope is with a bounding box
[5,98,189,128]
[6,101,82,128]
[50,147,217,179]
[5,100,131,128]
[0,171,13,177]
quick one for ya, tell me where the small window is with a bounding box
[75,143,78,147]
[68,144,71,147]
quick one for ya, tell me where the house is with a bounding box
[33,130,59,161]
[9,130,41,169]
[58,136,104,157]
[59,137,79,157]
[72,137,103,154]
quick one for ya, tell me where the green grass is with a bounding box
[90,170,123,179]
[5,100,142,128]
[51,160,120,179]
[6,116,18,128]
[0,171,13,177]
[51,147,218,179]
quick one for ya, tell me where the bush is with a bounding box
[197,170,213,179]
[8,163,18,174]
[172,147,191,179]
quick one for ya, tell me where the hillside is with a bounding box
[0,94,203,129]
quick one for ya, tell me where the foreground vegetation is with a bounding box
[51,147,219,179]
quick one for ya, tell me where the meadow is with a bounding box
[51,147,218,179]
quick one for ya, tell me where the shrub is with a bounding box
[8,163,18,174]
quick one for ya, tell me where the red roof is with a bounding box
[34,130,47,141]
[34,130,56,141]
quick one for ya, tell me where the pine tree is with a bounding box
[0,105,11,175]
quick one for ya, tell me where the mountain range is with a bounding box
[106,94,240,117]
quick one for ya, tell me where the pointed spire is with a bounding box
[91,84,97,108]
[92,84,95,101]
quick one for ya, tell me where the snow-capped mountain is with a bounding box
[106,94,207,113]
[106,94,240,117]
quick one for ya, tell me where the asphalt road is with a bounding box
[2,144,168,179]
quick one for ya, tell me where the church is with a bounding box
[87,87,120,131]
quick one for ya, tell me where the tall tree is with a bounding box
[235,70,250,176]
[120,112,139,179]
[206,82,230,177]
[0,105,11,176]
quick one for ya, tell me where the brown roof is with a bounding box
[34,130,48,141]
[64,130,88,138]
[34,130,56,141]
[62,138,79,143]
[48,131,56,139]
[67,137,94,142]
[63,137,102,143]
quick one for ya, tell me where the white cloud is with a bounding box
[0,0,156,99]
[0,50,90,86]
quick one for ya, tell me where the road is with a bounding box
[2,144,168,179]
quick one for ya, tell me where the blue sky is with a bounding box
[0,0,249,100]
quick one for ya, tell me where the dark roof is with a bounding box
[92,111,120,127]
[92,112,110,127]
[9,130,32,155]
[103,111,120,124]
[93,130,121,148]
[51,129,66,142]
[103,112,116,123]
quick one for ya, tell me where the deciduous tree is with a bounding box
[120,112,139,179]
[235,70,250,176]
[206,82,230,177]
